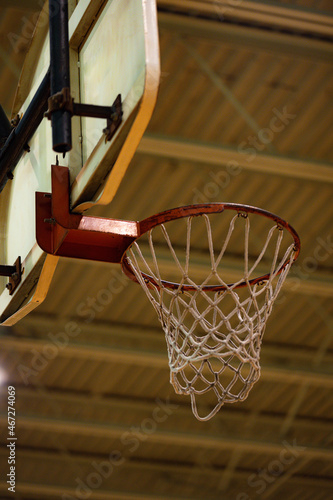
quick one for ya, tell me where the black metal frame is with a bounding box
[47,0,123,152]
[0,105,12,149]
[49,0,72,153]
[0,257,22,295]
[0,70,50,194]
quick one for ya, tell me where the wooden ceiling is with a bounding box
[0,1,332,498]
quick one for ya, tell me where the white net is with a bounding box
[124,210,297,421]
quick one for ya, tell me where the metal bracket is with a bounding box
[44,87,73,116]
[0,106,30,155]
[0,257,22,295]
[36,165,138,263]
[11,115,31,153]
[45,90,123,142]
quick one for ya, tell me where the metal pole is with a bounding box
[0,69,50,194]
[0,105,12,149]
[0,265,16,277]
[49,0,72,153]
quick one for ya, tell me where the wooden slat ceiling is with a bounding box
[0,1,332,499]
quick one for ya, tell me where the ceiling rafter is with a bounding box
[158,12,333,63]
[157,1,333,38]
[138,134,333,185]
[14,316,333,365]
[2,385,332,435]
[2,328,333,388]
[0,481,185,500]
[1,450,332,498]
[0,413,332,460]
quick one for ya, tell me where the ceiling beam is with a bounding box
[0,450,332,498]
[0,412,332,460]
[11,314,333,370]
[158,12,333,63]
[0,481,183,500]
[1,330,333,388]
[157,0,333,39]
[138,134,333,185]
[2,385,332,435]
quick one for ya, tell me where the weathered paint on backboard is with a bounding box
[0,0,160,325]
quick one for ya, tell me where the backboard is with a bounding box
[0,0,160,325]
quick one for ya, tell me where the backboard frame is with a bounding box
[0,0,160,325]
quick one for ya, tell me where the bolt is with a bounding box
[11,115,20,127]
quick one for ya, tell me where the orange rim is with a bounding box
[121,203,301,291]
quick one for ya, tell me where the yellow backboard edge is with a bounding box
[0,254,58,326]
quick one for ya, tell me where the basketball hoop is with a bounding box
[36,171,301,420]
[121,203,300,421]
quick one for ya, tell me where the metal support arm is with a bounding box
[0,257,22,295]
[44,91,123,143]
[0,70,50,195]
[36,165,138,263]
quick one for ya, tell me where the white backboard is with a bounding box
[0,0,160,325]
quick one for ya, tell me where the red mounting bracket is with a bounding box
[36,165,138,263]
